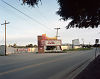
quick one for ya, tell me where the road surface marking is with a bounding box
[0,51,92,76]
[0,56,68,76]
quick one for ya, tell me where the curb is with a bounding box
[65,57,94,79]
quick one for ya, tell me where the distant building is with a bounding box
[38,34,62,53]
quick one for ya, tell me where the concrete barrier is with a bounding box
[0,46,38,55]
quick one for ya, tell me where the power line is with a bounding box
[35,9,57,32]
[1,0,53,31]
[0,3,45,36]
[0,6,38,45]
[0,4,4,8]
[0,1,53,46]
[23,7,55,34]
[35,9,50,23]
[24,7,49,24]
[23,3,56,30]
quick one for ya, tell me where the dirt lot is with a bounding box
[74,55,100,79]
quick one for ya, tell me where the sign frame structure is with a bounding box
[41,40,61,46]
[72,39,80,46]
[95,39,99,44]
[95,39,99,59]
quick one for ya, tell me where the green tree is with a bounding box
[26,44,33,47]
[8,44,12,47]
[22,0,100,28]
[33,45,38,47]
[57,0,100,29]
[22,0,41,6]
[13,43,17,47]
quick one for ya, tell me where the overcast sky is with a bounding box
[0,0,100,46]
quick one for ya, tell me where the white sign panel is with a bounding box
[45,40,61,46]
[72,39,80,46]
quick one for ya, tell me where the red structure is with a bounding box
[38,36,44,53]
[38,34,62,53]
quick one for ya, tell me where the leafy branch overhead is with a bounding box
[22,0,41,6]
[22,0,100,28]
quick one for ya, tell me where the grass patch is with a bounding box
[63,48,92,52]
[0,54,5,56]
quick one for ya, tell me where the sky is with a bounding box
[0,0,100,46]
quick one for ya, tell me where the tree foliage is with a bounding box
[26,44,33,47]
[22,0,100,28]
[22,0,41,6]
[57,0,100,28]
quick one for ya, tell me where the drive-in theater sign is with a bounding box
[45,40,61,46]
[38,34,62,53]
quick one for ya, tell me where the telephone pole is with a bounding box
[81,38,84,48]
[1,20,9,56]
[54,28,61,39]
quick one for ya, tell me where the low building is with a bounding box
[38,34,62,53]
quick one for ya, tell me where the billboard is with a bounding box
[44,40,61,46]
[72,39,80,46]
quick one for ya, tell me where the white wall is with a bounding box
[14,47,38,53]
[61,46,72,50]
[61,45,81,50]
[7,47,16,54]
[0,46,38,55]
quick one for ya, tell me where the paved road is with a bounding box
[0,49,99,79]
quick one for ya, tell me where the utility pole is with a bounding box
[81,38,84,45]
[81,38,84,48]
[54,28,61,39]
[1,20,9,56]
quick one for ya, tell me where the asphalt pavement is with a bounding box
[0,49,98,79]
